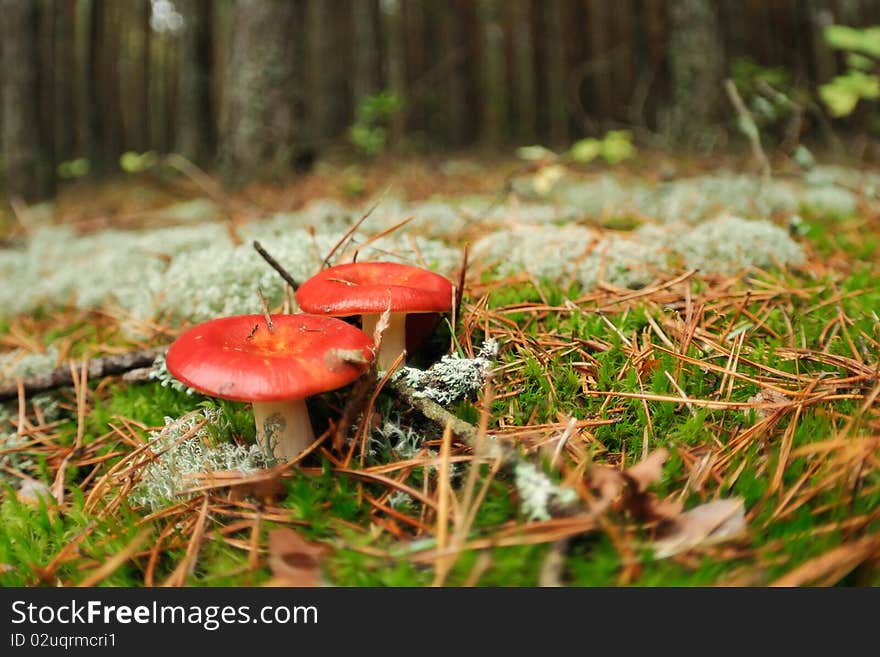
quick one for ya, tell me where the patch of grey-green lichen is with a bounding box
[130,408,275,511]
[366,413,462,488]
[397,339,499,406]
[150,352,197,395]
[473,212,803,290]
[158,198,221,223]
[804,165,880,199]
[369,414,427,461]
[0,406,36,486]
[472,225,668,290]
[0,392,65,486]
[670,214,805,274]
[0,167,866,327]
[0,347,60,384]
[471,224,601,281]
[386,490,416,511]
[0,223,230,321]
[344,233,462,274]
[513,461,579,521]
[544,170,866,223]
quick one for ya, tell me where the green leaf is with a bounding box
[600,130,636,165]
[57,158,90,179]
[820,83,860,117]
[119,151,158,174]
[568,138,601,164]
[847,52,876,72]
[824,25,880,58]
[819,71,880,117]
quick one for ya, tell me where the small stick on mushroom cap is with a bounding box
[165,314,375,460]
[295,262,454,370]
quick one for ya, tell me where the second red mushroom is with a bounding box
[295,262,455,370]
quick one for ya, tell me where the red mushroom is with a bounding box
[295,262,454,370]
[165,314,374,460]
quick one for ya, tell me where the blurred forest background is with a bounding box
[2,0,879,202]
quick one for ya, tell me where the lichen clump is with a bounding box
[398,339,499,405]
[130,409,275,511]
[514,462,578,521]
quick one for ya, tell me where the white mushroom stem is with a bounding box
[252,398,315,460]
[362,312,408,371]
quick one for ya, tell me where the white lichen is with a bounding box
[129,409,275,511]
[0,167,866,328]
[398,339,499,406]
[149,352,196,395]
[514,461,579,521]
[0,347,60,384]
[369,416,426,460]
[672,214,805,274]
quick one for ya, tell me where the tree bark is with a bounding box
[586,0,615,124]
[545,0,567,146]
[1,0,53,201]
[504,0,536,143]
[84,0,107,174]
[307,0,352,142]
[53,0,77,165]
[219,0,299,187]
[352,0,382,104]
[401,0,428,136]
[662,0,725,148]
[480,0,505,146]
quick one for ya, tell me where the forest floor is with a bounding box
[1,150,879,587]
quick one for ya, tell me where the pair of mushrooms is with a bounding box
[165,262,454,461]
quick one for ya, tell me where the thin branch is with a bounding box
[256,287,275,333]
[724,78,771,182]
[0,348,165,401]
[253,241,300,291]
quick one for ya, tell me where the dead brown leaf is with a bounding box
[585,465,624,513]
[584,449,674,521]
[651,498,747,559]
[267,527,328,587]
[624,447,669,492]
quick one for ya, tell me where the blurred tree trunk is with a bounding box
[504,0,536,143]
[307,0,352,142]
[662,0,724,148]
[480,0,505,146]
[101,2,124,165]
[401,0,428,136]
[544,0,567,146]
[587,0,613,123]
[352,0,382,104]
[444,1,476,147]
[176,0,214,164]
[53,0,77,164]
[219,0,298,186]
[39,1,57,184]
[85,0,107,174]
[149,30,167,155]
[383,0,406,146]
[1,0,53,201]
[141,1,151,152]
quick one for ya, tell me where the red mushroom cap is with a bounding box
[295,262,454,316]
[165,314,374,403]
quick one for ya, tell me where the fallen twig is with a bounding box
[0,347,165,401]
[253,240,300,291]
